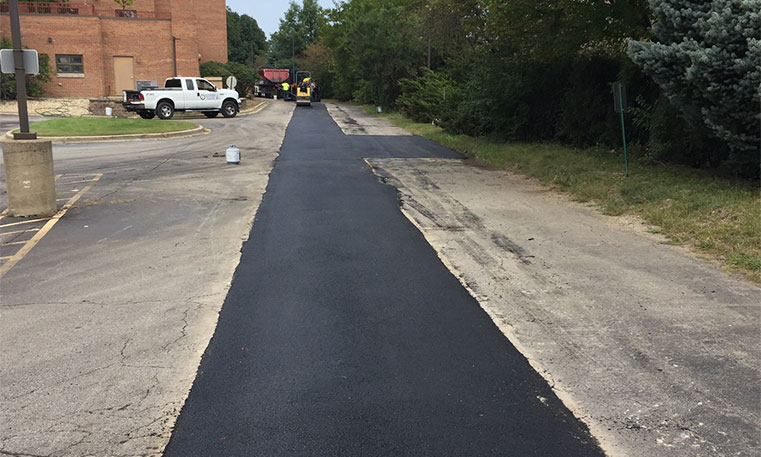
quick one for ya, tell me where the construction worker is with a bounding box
[281,81,290,101]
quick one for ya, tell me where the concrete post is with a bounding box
[1,138,56,217]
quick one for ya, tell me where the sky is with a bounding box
[226,0,336,38]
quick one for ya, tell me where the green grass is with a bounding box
[370,109,761,284]
[19,118,198,137]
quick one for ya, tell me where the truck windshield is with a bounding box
[165,79,181,88]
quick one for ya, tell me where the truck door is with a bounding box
[179,78,195,110]
[194,79,220,110]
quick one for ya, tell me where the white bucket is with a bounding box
[377,106,383,113]
[105,107,113,116]
[273,95,278,100]
[226,145,241,165]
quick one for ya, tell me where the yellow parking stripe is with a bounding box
[0,173,103,279]
[0,228,40,237]
[1,240,28,246]
[57,180,95,185]
[0,218,50,228]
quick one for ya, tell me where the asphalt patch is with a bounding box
[162,104,604,456]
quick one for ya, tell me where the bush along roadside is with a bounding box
[367,107,761,285]
[0,37,52,100]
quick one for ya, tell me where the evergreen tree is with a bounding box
[629,0,761,175]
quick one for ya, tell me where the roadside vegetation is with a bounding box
[0,37,51,100]
[266,0,759,282]
[370,108,761,283]
[20,118,198,137]
[270,1,759,179]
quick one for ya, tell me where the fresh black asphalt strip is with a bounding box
[162,104,605,456]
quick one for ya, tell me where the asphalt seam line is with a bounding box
[0,173,103,279]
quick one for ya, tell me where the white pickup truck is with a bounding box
[123,77,241,120]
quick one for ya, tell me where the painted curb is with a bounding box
[5,125,210,144]
[238,100,269,116]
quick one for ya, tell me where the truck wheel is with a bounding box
[221,100,238,118]
[203,111,219,118]
[138,110,155,120]
[156,101,174,120]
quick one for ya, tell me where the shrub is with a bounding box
[556,58,621,147]
[631,94,730,167]
[397,70,455,123]
[200,61,258,95]
[0,37,52,100]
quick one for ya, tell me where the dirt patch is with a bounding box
[0,98,91,117]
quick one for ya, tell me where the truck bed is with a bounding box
[124,87,182,103]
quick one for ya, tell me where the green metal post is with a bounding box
[618,84,629,177]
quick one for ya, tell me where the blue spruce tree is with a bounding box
[629,0,761,175]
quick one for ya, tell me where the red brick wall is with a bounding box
[100,18,174,95]
[0,15,106,97]
[0,0,227,98]
[94,0,162,17]
[196,0,228,64]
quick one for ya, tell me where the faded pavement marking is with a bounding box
[0,173,102,279]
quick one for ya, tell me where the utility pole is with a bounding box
[291,26,295,84]
[9,0,34,139]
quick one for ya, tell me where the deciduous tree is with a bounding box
[113,0,134,10]
[268,0,326,69]
[227,7,267,65]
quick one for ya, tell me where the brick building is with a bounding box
[0,0,227,97]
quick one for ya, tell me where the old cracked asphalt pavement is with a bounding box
[4,101,757,457]
[161,104,604,456]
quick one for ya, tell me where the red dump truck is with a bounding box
[255,68,290,99]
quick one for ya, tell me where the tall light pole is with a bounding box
[8,0,34,139]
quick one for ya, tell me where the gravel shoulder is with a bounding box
[363,155,760,457]
[324,102,412,136]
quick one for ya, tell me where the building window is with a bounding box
[56,55,84,74]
